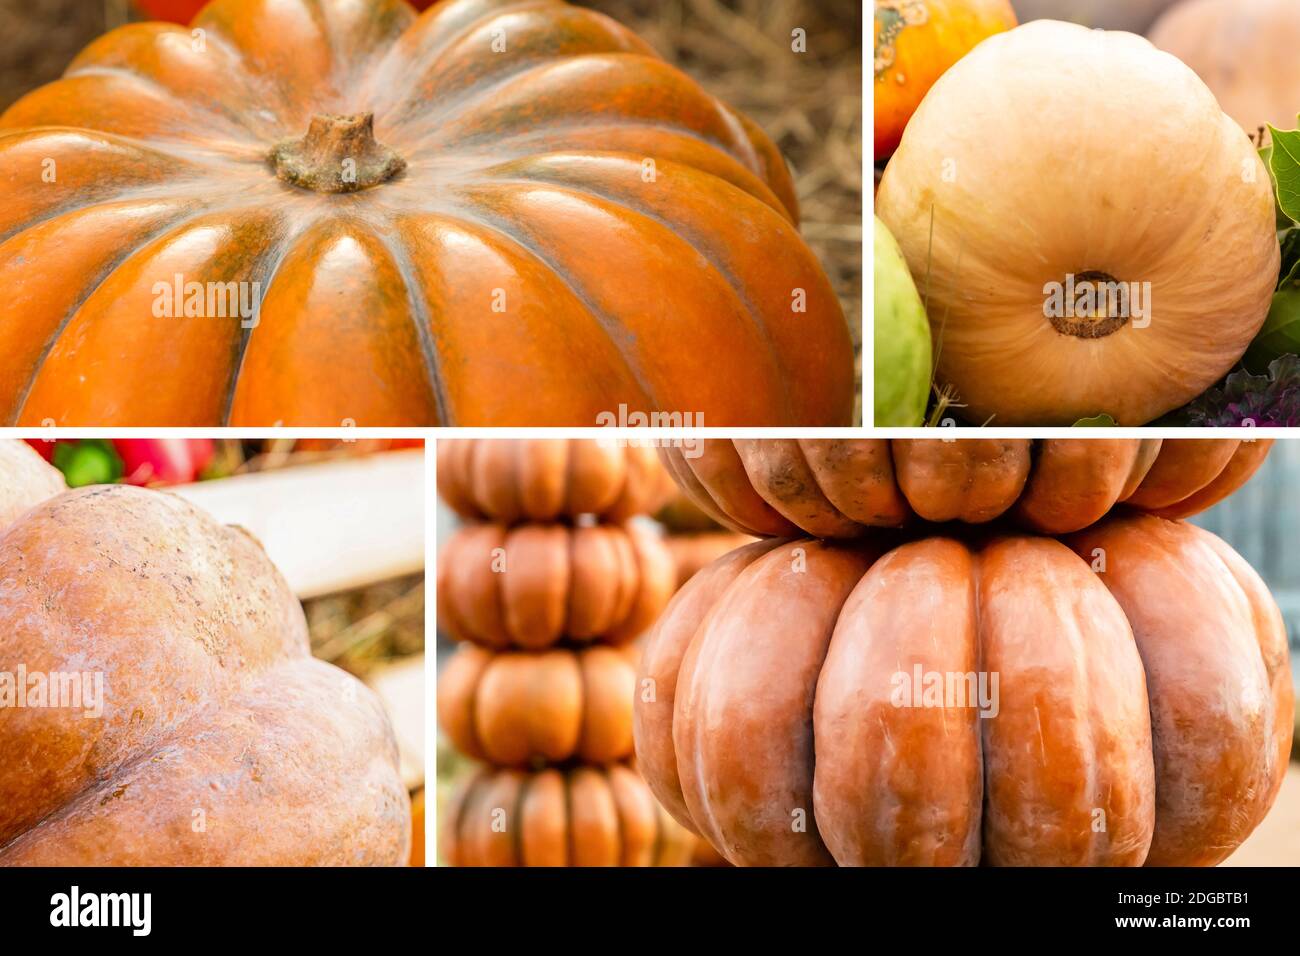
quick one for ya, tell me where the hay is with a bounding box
[305,573,426,677]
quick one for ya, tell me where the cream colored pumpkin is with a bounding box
[1150,0,1300,142]
[876,20,1279,425]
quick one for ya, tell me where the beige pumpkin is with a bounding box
[0,441,65,527]
[876,20,1279,425]
[1150,0,1300,142]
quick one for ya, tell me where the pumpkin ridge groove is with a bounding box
[513,768,533,866]
[371,0,581,127]
[420,0,562,71]
[402,3,658,126]
[465,649,486,762]
[1,622,320,849]
[971,541,988,866]
[0,190,200,276]
[375,227,449,426]
[311,0,379,98]
[0,127,269,173]
[184,27,308,138]
[430,197,658,415]
[562,771,576,867]
[222,219,299,426]
[470,173,793,419]
[431,123,789,218]
[10,201,213,426]
[2,661,286,845]
[0,151,225,250]
[612,768,628,866]
[793,439,850,527]
[398,53,752,163]
[62,65,269,142]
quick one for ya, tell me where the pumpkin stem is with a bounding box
[1047,270,1131,340]
[271,113,406,194]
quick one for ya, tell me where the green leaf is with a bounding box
[1278,227,1300,288]
[1267,126,1300,223]
[1072,414,1117,427]
[1244,286,1300,372]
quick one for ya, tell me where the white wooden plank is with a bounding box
[171,449,424,598]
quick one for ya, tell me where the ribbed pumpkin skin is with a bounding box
[0,0,850,426]
[442,764,695,866]
[437,439,674,525]
[875,21,1278,425]
[1068,516,1294,867]
[0,483,409,866]
[633,523,1293,867]
[436,520,674,649]
[437,644,636,766]
[662,438,1272,538]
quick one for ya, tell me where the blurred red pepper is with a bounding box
[25,439,215,488]
[134,0,436,21]
[115,439,216,486]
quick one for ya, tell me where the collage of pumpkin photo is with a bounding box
[0,0,1295,940]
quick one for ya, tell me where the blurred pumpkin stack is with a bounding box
[654,490,756,591]
[436,439,699,866]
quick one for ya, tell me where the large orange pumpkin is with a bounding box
[0,0,851,426]
[437,439,674,525]
[1150,0,1300,143]
[875,20,1279,425]
[873,0,1017,158]
[436,520,674,649]
[0,478,410,865]
[634,522,1293,866]
[660,437,1271,537]
[438,644,636,766]
[442,763,695,867]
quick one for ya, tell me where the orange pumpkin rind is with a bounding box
[634,520,1293,867]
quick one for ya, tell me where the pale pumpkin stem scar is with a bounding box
[1047,270,1131,340]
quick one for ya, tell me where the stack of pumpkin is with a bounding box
[436,439,696,866]
[654,492,756,591]
[637,437,1295,866]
